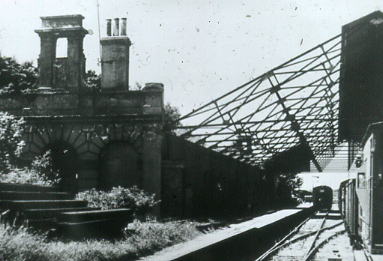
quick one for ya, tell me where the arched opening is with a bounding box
[99,142,141,190]
[42,142,78,193]
[54,38,69,88]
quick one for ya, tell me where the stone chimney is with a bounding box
[100,17,131,90]
[35,15,88,91]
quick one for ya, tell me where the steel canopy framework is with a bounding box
[176,34,342,171]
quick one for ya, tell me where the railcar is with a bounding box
[338,179,358,239]
[339,122,383,254]
[312,185,333,210]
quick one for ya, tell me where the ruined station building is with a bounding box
[0,15,164,198]
[0,15,270,218]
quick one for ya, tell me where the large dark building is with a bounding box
[339,11,383,142]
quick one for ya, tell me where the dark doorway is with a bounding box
[44,142,78,193]
[99,142,141,190]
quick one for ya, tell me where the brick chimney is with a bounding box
[100,18,131,90]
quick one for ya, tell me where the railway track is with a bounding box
[256,210,352,261]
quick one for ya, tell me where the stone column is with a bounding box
[67,35,86,91]
[37,34,57,87]
[142,129,162,215]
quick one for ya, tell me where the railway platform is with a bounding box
[141,203,383,261]
[141,204,314,261]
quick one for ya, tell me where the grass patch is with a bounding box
[0,219,203,261]
[124,219,202,255]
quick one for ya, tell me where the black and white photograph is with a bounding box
[0,1,382,260]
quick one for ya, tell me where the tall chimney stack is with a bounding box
[100,17,131,90]
[121,18,127,36]
[106,19,112,36]
[113,18,120,36]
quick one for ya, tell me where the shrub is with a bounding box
[0,112,25,171]
[76,186,159,217]
[30,150,61,185]
[0,150,61,187]
[0,168,53,187]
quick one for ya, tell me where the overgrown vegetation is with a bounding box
[0,220,201,261]
[0,168,53,187]
[124,219,201,254]
[30,150,61,185]
[275,173,303,205]
[84,70,101,92]
[0,150,61,186]
[163,103,182,133]
[0,56,38,94]
[0,112,25,171]
[0,112,60,186]
[76,186,159,217]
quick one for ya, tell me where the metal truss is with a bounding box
[177,34,342,171]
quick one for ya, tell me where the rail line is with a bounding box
[256,211,346,261]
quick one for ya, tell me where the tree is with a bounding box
[84,70,101,91]
[163,103,182,133]
[0,56,38,94]
[0,112,25,171]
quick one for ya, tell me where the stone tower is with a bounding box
[35,15,88,91]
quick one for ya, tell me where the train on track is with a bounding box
[312,185,333,210]
[339,122,383,254]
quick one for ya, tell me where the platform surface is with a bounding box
[141,207,308,261]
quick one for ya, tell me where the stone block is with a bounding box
[39,15,84,29]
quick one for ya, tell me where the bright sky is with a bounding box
[0,0,382,115]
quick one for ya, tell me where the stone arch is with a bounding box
[23,121,148,191]
[25,124,83,157]
[98,141,142,190]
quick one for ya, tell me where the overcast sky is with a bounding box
[0,0,382,115]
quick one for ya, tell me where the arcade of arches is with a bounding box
[21,117,162,197]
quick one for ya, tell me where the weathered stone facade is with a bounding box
[0,15,164,200]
